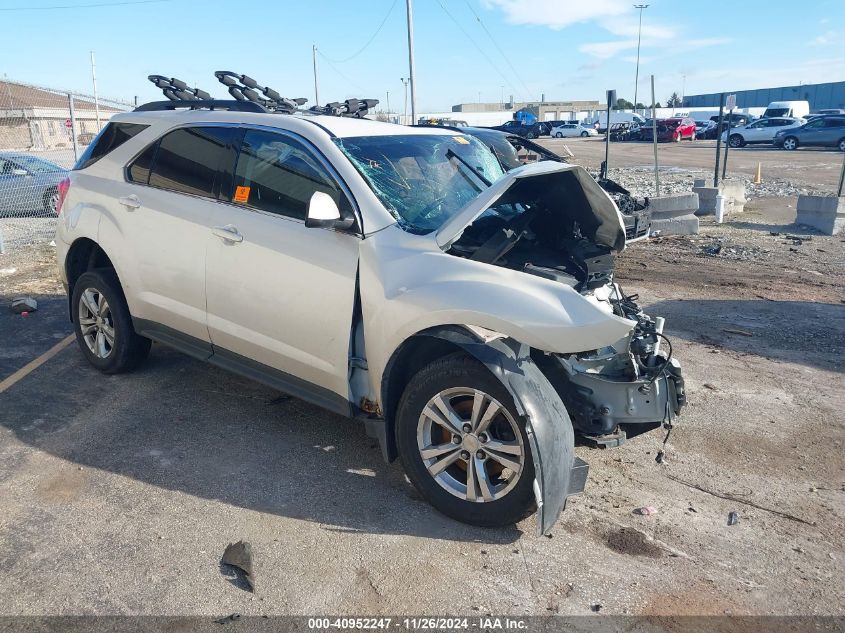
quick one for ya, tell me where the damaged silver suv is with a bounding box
[55,84,684,534]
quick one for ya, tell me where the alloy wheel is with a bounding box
[78,287,115,359]
[417,387,525,503]
[783,137,797,150]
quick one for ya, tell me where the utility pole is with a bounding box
[405,0,417,126]
[312,45,319,106]
[400,78,409,125]
[681,74,686,106]
[650,75,659,196]
[386,91,390,121]
[90,50,101,131]
[632,4,649,114]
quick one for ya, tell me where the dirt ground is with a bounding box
[0,183,843,618]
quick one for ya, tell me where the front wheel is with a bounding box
[396,354,535,527]
[555,132,563,138]
[72,270,151,374]
[43,187,59,214]
[838,138,845,152]
[729,134,744,148]
[782,136,798,151]
[690,132,696,141]
[580,131,588,137]
[674,132,681,143]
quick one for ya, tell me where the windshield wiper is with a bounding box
[446,149,492,187]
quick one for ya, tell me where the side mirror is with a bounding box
[305,191,355,230]
[11,168,28,176]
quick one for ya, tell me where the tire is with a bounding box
[396,354,536,527]
[554,132,563,138]
[690,132,696,141]
[838,138,845,152]
[782,136,798,151]
[43,187,59,214]
[729,134,744,148]
[580,131,588,137]
[71,270,151,374]
[674,132,681,143]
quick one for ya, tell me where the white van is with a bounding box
[592,112,646,133]
[763,101,810,119]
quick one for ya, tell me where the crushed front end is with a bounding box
[537,284,685,447]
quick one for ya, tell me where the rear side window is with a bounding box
[74,122,148,170]
[140,127,235,198]
[825,118,845,128]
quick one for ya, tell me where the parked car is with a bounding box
[608,122,636,142]
[721,117,804,147]
[491,120,543,139]
[454,126,652,243]
[589,112,646,134]
[550,123,597,138]
[773,115,845,151]
[709,112,755,136]
[652,117,697,142]
[56,96,684,533]
[694,120,717,139]
[0,152,69,217]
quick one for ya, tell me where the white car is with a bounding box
[550,123,598,138]
[54,76,684,533]
[721,117,804,147]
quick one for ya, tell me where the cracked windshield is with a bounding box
[335,134,504,232]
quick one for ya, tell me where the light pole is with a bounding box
[312,45,319,106]
[400,78,409,125]
[632,4,649,114]
[405,0,417,126]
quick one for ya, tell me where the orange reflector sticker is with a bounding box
[234,185,250,203]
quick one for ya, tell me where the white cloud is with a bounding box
[812,30,838,46]
[579,39,638,59]
[481,0,632,29]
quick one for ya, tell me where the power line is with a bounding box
[316,50,366,95]
[319,0,399,64]
[462,0,533,99]
[434,0,522,102]
[0,0,169,10]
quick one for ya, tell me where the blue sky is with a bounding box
[2,0,844,110]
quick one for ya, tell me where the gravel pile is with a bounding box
[603,166,830,199]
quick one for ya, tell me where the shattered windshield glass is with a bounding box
[334,134,505,233]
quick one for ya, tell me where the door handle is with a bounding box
[212,224,243,243]
[118,194,141,209]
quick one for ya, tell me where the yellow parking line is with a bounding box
[0,334,76,395]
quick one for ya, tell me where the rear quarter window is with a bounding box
[74,122,149,170]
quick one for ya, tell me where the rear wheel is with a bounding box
[43,187,59,214]
[838,138,845,152]
[690,131,696,141]
[674,132,681,142]
[396,354,535,527]
[580,131,588,137]
[782,136,798,151]
[729,134,744,148]
[72,270,151,374]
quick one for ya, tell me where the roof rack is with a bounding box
[148,75,211,101]
[310,98,379,118]
[214,71,306,114]
[134,100,267,113]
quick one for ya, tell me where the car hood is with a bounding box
[434,161,626,252]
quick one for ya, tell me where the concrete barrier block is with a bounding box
[694,181,747,215]
[650,213,700,235]
[647,193,699,219]
[796,195,845,235]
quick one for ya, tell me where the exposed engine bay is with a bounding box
[446,169,685,445]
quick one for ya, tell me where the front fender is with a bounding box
[413,326,577,535]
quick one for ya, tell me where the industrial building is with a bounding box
[684,80,845,111]
[451,99,607,126]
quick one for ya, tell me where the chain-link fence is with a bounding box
[0,79,132,257]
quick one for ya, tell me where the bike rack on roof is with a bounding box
[137,72,380,118]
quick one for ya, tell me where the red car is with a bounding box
[655,117,697,142]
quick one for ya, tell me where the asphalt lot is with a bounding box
[538,136,844,193]
[0,143,843,618]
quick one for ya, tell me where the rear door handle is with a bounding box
[118,194,141,209]
[212,224,243,243]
